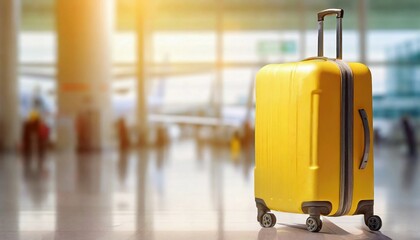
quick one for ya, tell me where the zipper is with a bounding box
[331,59,354,216]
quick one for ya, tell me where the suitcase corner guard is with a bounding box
[255,198,270,221]
[301,201,332,216]
[354,200,374,216]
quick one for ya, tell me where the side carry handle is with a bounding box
[317,8,344,59]
[358,109,370,169]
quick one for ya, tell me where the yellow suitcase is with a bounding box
[254,9,382,232]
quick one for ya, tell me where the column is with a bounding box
[136,0,151,146]
[358,0,367,63]
[56,0,114,151]
[0,0,20,151]
[214,0,224,119]
[298,0,306,59]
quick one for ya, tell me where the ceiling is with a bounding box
[22,0,420,31]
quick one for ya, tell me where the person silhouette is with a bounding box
[401,115,417,157]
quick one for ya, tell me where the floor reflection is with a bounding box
[22,155,49,210]
[0,140,417,239]
[0,155,18,239]
[117,150,129,185]
[136,148,148,238]
[258,218,392,240]
[403,155,418,189]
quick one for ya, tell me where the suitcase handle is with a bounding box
[317,8,344,59]
[358,109,370,169]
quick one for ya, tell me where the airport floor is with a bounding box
[0,140,419,240]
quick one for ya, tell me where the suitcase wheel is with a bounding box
[366,215,382,231]
[306,216,322,232]
[259,213,276,228]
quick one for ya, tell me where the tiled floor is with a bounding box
[0,140,418,239]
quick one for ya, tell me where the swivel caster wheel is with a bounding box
[366,215,382,231]
[306,216,322,232]
[259,213,276,228]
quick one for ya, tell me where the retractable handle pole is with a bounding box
[317,8,344,59]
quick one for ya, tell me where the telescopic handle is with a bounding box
[317,8,344,59]
[317,8,344,21]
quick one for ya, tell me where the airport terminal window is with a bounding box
[17,0,420,142]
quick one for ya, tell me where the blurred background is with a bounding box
[0,0,419,239]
